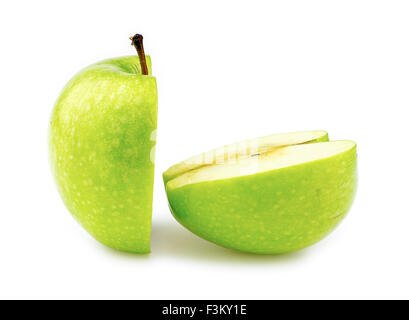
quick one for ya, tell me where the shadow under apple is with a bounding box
[150,219,310,265]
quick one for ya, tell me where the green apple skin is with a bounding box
[49,56,157,253]
[165,145,357,254]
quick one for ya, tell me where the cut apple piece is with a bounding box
[163,130,329,184]
[164,136,357,255]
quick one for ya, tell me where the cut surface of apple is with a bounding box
[168,140,354,189]
[163,130,329,184]
[164,132,357,255]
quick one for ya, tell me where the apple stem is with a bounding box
[130,34,149,75]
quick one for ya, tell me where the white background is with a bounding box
[0,0,408,300]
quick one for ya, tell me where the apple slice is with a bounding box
[163,130,329,184]
[164,137,357,254]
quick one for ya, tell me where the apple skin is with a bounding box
[49,56,157,253]
[165,144,357,254]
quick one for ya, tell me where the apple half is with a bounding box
[49,55,157,253]
[163,131,357,254]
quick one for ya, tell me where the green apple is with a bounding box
[163,131,357,254]
[49,35,157,253]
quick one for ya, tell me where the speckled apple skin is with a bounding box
[49,56,157,253]
[165,145,357,254]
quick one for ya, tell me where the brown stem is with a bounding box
[130,34,149,75]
